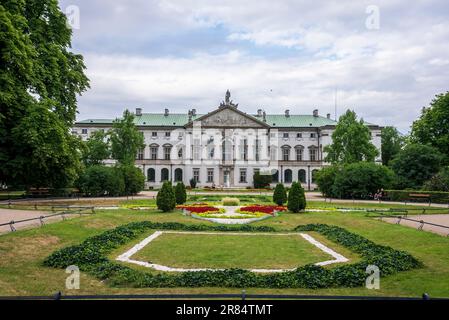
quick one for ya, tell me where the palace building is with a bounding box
[73,91,382,190]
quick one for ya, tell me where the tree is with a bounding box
[76,165,124,197]
[156,181,176,212]
[0,1,89,189]
[81,130,110,166]
[411,92,449,164]
[287,182,306,213]
[423,167,449,192]
[273,183,287,205]
[381,126,404,166]
[109,110,145,166]
[324,110,378,164]
[314,165,341,197]
[174,182,187,204]
[391,144,443,189]
[119,165,145,195]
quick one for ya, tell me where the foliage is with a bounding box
[109,110,145,166]
[253,172,271,189]
[381,126,404,166]
[76,165,124,197]
[287,182,306,213]
[273,183,287,205]
[411,92,449,164]
[119,165,145,195]
[390,144,443,189]
[0,0,89,189]
[174,182,187,204]
[422,167,449,192]
[81,130,110,166]
[189,178,197,189]
[156,181,176,212]
[324,110,378,164]
[385,190,449,204]
[43,222,420,289]
[316,162,395,199]
[222,197,240,206]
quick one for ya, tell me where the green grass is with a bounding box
[131,232,333,269]
[0,202,449,297]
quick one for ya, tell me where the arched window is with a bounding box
[163,144,172,160]
[298,169,306,183]
[312,169,319,183]
[161,168,169,181]
[284,169,292,183]
[281,145,291,161]
[147,168,155,182]
[295,145,304,161]
[271,169,279,183]
[174,168,183,182]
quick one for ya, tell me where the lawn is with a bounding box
[130,232,335,269]
[0,204,448,297]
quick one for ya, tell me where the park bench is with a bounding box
[27,188,51,198]
[407,193,431,205]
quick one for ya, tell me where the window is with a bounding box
[193,139,201,160]
[296,133,302,138]
[284,169,292,183]
[270,146,277,161]
[165,131,171,138]
[298,169,306,183]
[164,145,172,160]
[178,148,183,159]
[137,148,144,160]
[193,168,200,182]
[161,168,169,181]
[81,128,88,134]
[253,168,260,175]
[239,168,247,183]
[282,146,290,161]
[309,148,317,161]
[271,170,279,183]
[283,132,289,139]
[295,146,303,161]
[207,168,214,183]
[240,139,248,160]
[147,168,155,182]
[255,139,260,161]
[310,133,316,138]
[174,168,183,182]
[152,132,157,137]
[150,146,158,160]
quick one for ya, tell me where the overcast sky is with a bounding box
[60,0,449,132]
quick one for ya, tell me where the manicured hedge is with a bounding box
[385,190,449,204]
[43,222,421,289]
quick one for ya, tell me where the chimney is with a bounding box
[326,113,331,119]
[262,111,266,122]
[285,109,290,118]
[257,109,262,117]
[191,108,197,116]
[188,110,192,122]
[313,109,319,117]
[164,108,169,116]
[135,107,142,116]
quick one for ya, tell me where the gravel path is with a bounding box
[381,214,449,236]
[0,208,57,233]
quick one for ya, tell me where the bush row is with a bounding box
[384,190,449,204]
[43,222,421,289]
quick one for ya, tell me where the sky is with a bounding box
[59,0,449,132]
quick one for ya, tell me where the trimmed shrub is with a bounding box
[189,178,197,189]
[222,197,240,206]
[174,182,187,204]
[253,172,271,189]
[273,183,287,205]
[287,182,306,213]
[156,181,176,212]
[44,222,421,289]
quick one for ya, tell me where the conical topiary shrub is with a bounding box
[287,181,306,213]
[273,183,287,205]
[156,181,176,212]
[174,182,187,205]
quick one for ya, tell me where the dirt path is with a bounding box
[381,214,449,236]
[0,208,69,234]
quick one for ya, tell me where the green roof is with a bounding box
[76,113,337,128]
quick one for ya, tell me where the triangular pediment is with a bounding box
[186,106,270,128]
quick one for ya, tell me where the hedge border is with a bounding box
[385,190,449,204]
[43,222,422,289]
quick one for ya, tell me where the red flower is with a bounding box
[239,205,286,215]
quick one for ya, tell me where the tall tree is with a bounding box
[0,0,89,188]
[109,110,145,166]
[381,126,404,166]
[410,92,449,164]
[81,130,110,166]
[324,110,378,164]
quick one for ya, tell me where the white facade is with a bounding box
[74,94,382,190]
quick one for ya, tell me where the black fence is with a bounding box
[0,292,443,300]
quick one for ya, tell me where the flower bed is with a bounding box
[176,204,224,214]
[238,205,287,215]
